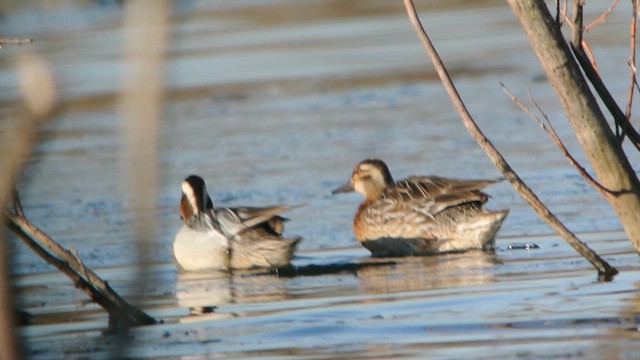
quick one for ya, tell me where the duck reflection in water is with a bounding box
[176,270,290,321]
[357,251,500,295]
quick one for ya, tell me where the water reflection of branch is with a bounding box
[402,0,617,279]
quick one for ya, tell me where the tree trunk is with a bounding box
[506,0,640,252]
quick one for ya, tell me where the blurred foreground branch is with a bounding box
[0,52,56,360]
[403,0,617,279]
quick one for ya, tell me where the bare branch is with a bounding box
[585,0,621,31]
[626,0,638,134]
[555,0,569,26]
[527,89,620,196]
[70,248,93,289]
[404,0,617,279]
[570,1,640,150]
[10,186,24,217]
[0,37,33,49]
[559,2,574,30]
[581,40,599,75]
[501,84,625,197]
[572,0,584,48]
[5,204,157,328]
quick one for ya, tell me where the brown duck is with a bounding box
[332,159,508,257]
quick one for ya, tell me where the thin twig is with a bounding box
[559,3,574,30]
[625,0,638,136]
[556,0,569,26]
[70,248,94,289]
[585,0,621,31]
[581,40,599,76]
[529,94,621,196]
[501,84,612,196]
[10,186,24,217]
[502,84,620,196]
[403,0,617,279]
[571,0,640,150]
[0,38,33,49]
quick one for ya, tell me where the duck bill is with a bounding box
[331,181,354,194]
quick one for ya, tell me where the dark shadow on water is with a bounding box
[261,259,397,278]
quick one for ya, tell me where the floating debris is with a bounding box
[507,243,540,250]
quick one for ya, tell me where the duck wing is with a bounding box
[214,204,297,237]
[400,176,501,197]
[383,176,501,218]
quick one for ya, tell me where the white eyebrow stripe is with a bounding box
[181,181,199,213]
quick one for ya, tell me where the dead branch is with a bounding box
[501,84,619,197]
[585,0,621,31]
[571,0,640,150]
[572,0,584,46]
[0,38,33,49]
[403,0,618,279]
[528,93,623,196]
[10,186,24,217]
[4,206,157,329]
[625,0,638,136]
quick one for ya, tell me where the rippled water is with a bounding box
[3,0,640,358]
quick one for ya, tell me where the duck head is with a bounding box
[332,159,394,202]
[179,175,214,223]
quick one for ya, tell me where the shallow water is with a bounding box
[3,0,640,358]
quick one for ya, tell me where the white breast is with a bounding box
[173,224,230,271]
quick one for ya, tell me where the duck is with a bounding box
[173,175,301,271]
[332,159,508,257]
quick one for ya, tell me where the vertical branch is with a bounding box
[626,0,638,125]
[570,1,640,148]
[571,0,583,47]
[572,1,621,141]
[0,233,19,360]
[0,53,55,360]
[120,0,169,262]
[117,0,169,354]
[508,0,640,252]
